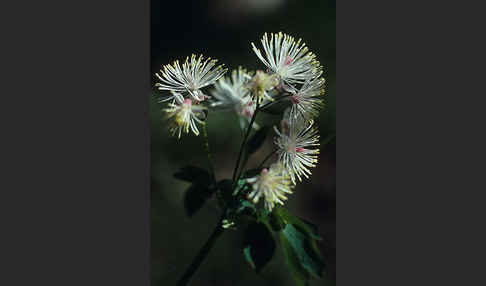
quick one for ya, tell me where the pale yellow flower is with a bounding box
[246,163,294,211]
[164,94,206,138]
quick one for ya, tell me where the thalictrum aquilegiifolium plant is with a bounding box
[154,32,328,286]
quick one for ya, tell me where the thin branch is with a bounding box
[257,149,277,169]
[202,123,216,182]
[175,215,225,286]
[259,94,291,110]
[231,101,260,188]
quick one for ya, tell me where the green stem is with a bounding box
[231,101,260,188]
[175,216,225,286]
[202,123,216,182]
[259,94,291,110]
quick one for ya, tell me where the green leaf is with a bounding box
[232,178,248,196]
[236,199,256,214]
[243,222,276,273]
[174,166,211,185]
[246,126,269,155]
[274,207,326,285]
[274,206,322,240]
[183,183,215,217]
[281,232,311,286]
[269,209,286,231]
[299,218,322,241]
[281,224,325,279]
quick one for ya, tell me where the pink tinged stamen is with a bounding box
[296,147,305,152]
[261,168,269,175]
[184,98,192,106]
[285,56,294,66]
[291,95,300,104]
[244,109,253,118]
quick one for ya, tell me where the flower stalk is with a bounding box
[202,123,216,182]
[258,149,277,169]
[175,215,225,286]
[231,100,260,188]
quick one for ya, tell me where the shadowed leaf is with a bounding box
[281,231,310,286]
[183,184,215,217]
[281,224,325,282]
[243,222,276,273]
[174,166,211,185]
[274,206,322,240]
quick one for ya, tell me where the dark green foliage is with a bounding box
[269,210,286,231]
[231,178,249,196]
[236,199,256,215]
[243,222,276,273]
[298,218,322,241]
[222,179,257,225]
[174,166,212,186]
[246,126,270,155]
[174,166,215,217]
[274,207,323,241]
[281,232,311,286]
[217,179,234,201]
[281,224,324,278]
[183,183,215,217]
[271,207,325,285]
[178,168,326,286]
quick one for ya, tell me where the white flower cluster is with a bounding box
[155,54,227,138]
[245,32,325,211]
[154,32,326,212]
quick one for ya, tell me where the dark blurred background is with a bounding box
[150,0,335,285]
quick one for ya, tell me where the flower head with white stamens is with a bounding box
[210,67,259,129]
[246,162,294,212]
[164,95,207,138]
[155,54,228,101]
[274,112,320,184]
[248,70,279,103]
[251,32,322,86]
[288,77,326,121]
